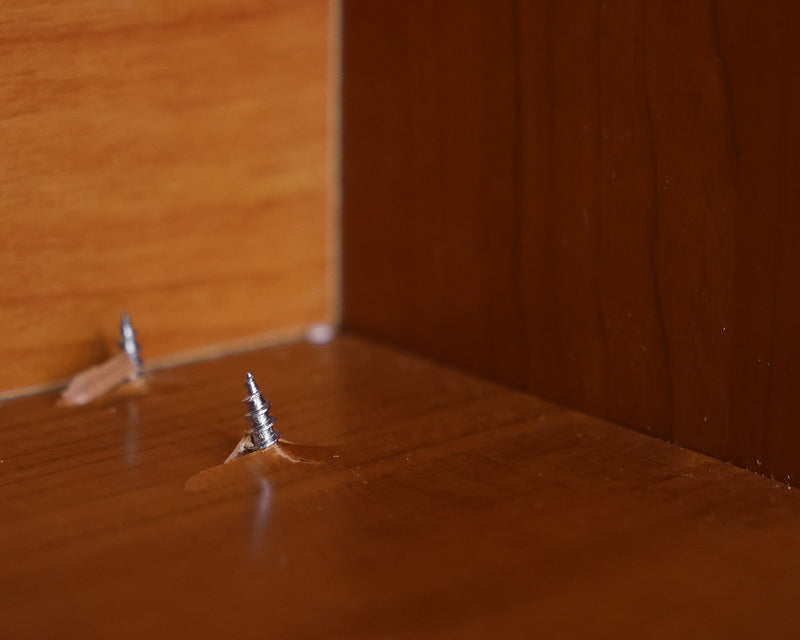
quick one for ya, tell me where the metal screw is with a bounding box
[119,312,143,374]
[244,372,280,449]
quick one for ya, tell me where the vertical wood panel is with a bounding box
[341,0,524,384]
[342,1,800,482]
[719,1,800,476]
[0,0,331,392]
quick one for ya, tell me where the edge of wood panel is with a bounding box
[328,0,343,326]
[0,324,326,401]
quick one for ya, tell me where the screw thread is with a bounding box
[119,312,143,372]
[243,372,280,449]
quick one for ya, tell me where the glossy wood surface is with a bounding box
[341,1,800,482]
[3,335,800,638]
[0,0,331,393]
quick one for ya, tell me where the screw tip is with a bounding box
[245,372,259,396]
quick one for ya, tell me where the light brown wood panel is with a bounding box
[2,335,800,637]
[342,1,800,483]
[0,0,331,393]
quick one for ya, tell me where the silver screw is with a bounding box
[119,312,143,374]
[243,372,280,449]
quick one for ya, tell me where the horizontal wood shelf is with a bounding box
[2,335,799,637]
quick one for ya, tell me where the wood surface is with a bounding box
[2,334,800,637]
[0,0,332,394]
[341,1,800,483]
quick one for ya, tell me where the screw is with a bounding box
[119,312,143,374]
[243,372,280,450]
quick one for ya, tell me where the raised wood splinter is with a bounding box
[59,312,143,406]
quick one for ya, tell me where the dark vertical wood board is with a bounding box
[341,1,800,483]
[715,1,800,477]
[516,0,742,450]
[341,0,527,384]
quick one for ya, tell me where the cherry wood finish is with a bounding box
[0,0,331,393]
[2,335,800,638]
[341,1,800,482]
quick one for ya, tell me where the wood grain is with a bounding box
[341,1,800,482]
[0,0,331,393]
[2,334,800,637]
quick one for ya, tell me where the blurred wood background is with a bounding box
[342,0,800,482]
[0,0,333,393]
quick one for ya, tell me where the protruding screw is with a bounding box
[243,372,280,449]
[119,312,143,374]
